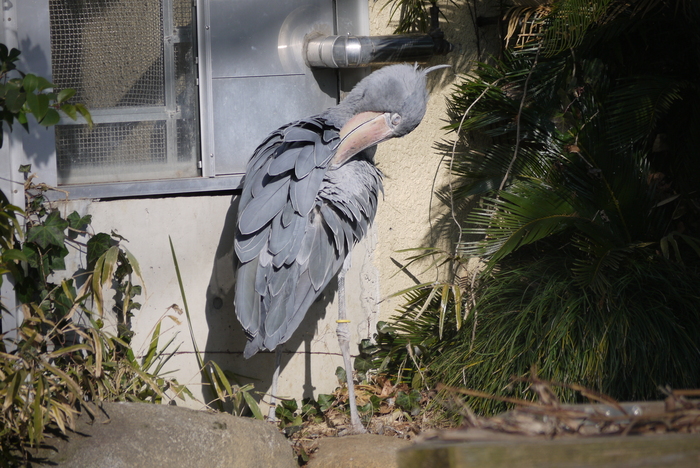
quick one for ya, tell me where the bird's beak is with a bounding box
[332,111,394,166]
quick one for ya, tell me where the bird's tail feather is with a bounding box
[243,335,264,359]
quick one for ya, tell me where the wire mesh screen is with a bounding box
[56,121,168,183]
[50,0,200,185]
[49,0,165,108]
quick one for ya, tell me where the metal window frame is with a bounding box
[196,0,215,180]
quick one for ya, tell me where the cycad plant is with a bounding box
[375,0,700,414]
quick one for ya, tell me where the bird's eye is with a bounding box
[390,113,401,127]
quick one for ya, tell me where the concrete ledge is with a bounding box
[398,433,700,468]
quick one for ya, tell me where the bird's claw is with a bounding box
[339,423,367,436]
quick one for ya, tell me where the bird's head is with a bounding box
[329,63,449,166]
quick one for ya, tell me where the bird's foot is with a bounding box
[338,423,367,436]
[347,414,367,435]
[349,424,367,435]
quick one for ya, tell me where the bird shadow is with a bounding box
[202,194,337,413]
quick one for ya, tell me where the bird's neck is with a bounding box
[322,93,364,130]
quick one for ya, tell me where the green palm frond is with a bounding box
[382,0,433,34]
[540,0,615,56]
[605,76,683,150]
[570,235,632,293]
[447,144,557,198]
[372,282,464,387]
[631,0,697,17]
[503,0,695,58]
[462,185,581,262]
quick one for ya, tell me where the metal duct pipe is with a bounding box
[305,33,450,68]
[305,5,452,69]
[303,5,453,68]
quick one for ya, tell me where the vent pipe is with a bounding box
[305,6,452,68]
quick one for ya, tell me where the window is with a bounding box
[49,0,200,185]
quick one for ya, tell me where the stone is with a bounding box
[34,402,297,468]
[307,434,412,468]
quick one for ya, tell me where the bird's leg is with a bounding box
[336,254,367,434]
[267,347,282,421]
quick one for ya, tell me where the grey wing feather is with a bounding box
[285,124,322,143]
[268,264,290,296]
[281,200,296,227]
[237,176,289,235]
[295,216,316,266]
[268,214,292,255]
[235,228,269,263]
[236,256,261,334]
[289,165,326,215]
[268,146,302,176]
[319,204,344,254]
[273,217,307,268]
[294,145,316,179]
[307,220,334,290]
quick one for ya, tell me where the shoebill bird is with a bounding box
[234,63,447,433]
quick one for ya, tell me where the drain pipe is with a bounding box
[305,6,452,68]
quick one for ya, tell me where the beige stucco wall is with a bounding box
[48,1,499,414]
[369,1,489,316]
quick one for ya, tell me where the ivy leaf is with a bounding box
[335,366,347,384]
[48,243,70,271]
[67,211,91,231]
[279,399,298,413]
[317,394,335,412]
[86,232,112,268]
[353,355,372,373]
[275,406,295,425]
[21,242,39,269]
[26,211,68,249]
[376,321,396,334]
[395,390,421,415]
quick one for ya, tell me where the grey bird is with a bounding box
[234,63,446,432]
